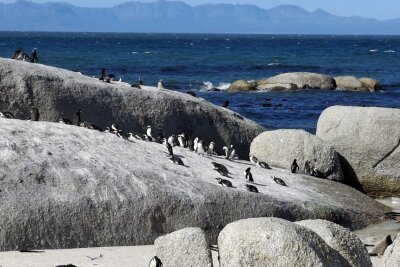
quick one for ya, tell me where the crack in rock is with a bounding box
[373,138,400,169]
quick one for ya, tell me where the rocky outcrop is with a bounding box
[218,217,349,267]
[255,80,297,91]
[0,58,264,159]
[227,80,255,92]
[334,76,381,92]
[0,118,386,251]
[317,106,400,197]
[260,72,337,90]
[250,129,344,181]
[383,234,400,267]
[370,234,392,256]
[296,219,372,267]
[154,227,213,267]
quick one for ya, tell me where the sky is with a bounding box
[2,0,399,20]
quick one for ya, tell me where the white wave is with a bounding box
[369,49,378,52]
[131,51,139,54]
[144,51,158,54]
[384,50,396,53]
[201,81,231,91]
[268,63,281,66]
[217,83,231,90]
[202,81,214,90]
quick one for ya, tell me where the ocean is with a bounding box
[1,32,399,133]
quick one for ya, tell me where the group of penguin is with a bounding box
[12,48,39,63]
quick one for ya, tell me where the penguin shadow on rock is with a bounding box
[337,153,366,193]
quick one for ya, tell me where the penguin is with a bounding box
[12,48,22,59]
[245,167,254,183]
[258,161,271,169]
[59,116,72,124]
[31,48,38,63]
[127,133,136,142]
[116,130,125,139]
[291,159,300,174]
[111,124,119,133]
[223,146,229,159]
[149,256,163,267]
[103,127,111,133]
[178,134,186,147]
[216,178,233,188]
[197,140,205,155]
[169,156,184,166]
[186,91,196,97]
[194,137,199,151]
[249,155,258,164]
[146,126,153,141]
[212,162,229,176]
[158,79,164,90]
[304,160,311,175]
[222,100,229,108]
[187,139,194,151]
[156,132,164,143]
[134,134,143,140]
[0,111,14,119]
[245,184,258,193]
[207,142,215,155]
[73,110,82,126]
[229,145,236,160]
[163,138,173,156]
[138,77,144,85]
[168,135,177,147]
[108,74,115,81]
[28,107,39,121]
[272,176,287,186]
[311,168,325,179]
[99,68,106,81]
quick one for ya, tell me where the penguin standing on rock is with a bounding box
[304,160,311,175]
[73,110,82,126]
[197,140,206,155]
[163,138,173,156]
[99,68,106,81]
[193,137,199,152]
[212,162,229,177]
[178,134,186,147]
[158,79,164,90]
[149,256,163,267]
[258,161,271,169]
[31,48,38,63]
[30,107,39,121]
[207,142,215,155]
[245,167,254,183]
[291,159,300,174]
[146,126,153,141]
[249,155,258,164]
[187,139,194,151]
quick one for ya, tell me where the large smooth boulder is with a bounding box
[250,129,344,181]
[296,219,372,267]
[0,118,386,251]
[383,234,400,267]
[218,217,349,267]
[227,80,255,92]
[0,58,263,159]
[155,227,213,267]
[262,72,336,90]
[317,106,400,197]
[255,80,297,91]
[334,76,367,91]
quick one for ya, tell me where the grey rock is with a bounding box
[155,227,213,267]
[0,118,386,251]
[317,106,400,197]
[218,217,350,267]
[255,80,297,91]
[296,219,372,267]
[383,234,400,267]
[227,80,255,92]
[370,234,392,256]
[263,72,336,90]
[250,129,344,181]
[359,78,381,92]
[0,58,264,159]
[334,76,367,91]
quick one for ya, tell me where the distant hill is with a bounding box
[0,0,399,34]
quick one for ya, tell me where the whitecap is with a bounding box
[216,83,231,90]
[131,51,139,54]
[384,50,396,53]
[268,63,281,66]
[202,81,214,90]
[369,49,378,52]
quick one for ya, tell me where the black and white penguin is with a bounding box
[244,167,254,183]
[272,176,287,186]
[207,142,215,155]
[311,168,325,179]
[197,140,206,155]
[108,74,115,81]
[0,111,15,119]
[103,127,111,133]
[193,137,199,151]
[187,139,194,151]
[12,48,22,59]
[149,256,163,267]
[59,117,72,124]
[222,100,229,108]
[186,91,196,97]
[158,79,164,90]
[73,110,82,126]
[146,126,153,141]
[212,162,229,176]
[111,124,119,133]
[291,159,300,174]
[138,77,144,85]
[245,184,258,193]
[127,133,136,142]
[216,178,233,188]
[30,107,39,121]
[249,155,258,164]
[31,48,38,63]
[168,135,178,147]
[169,156,184,166]
[99,68,106,81]
[163,138,173,156]
[304,160,311,175]
[258,161,271,169]
[178,134,186,147]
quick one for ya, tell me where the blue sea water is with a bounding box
[1,32,399,133]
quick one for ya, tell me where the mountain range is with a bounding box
[1,0,399,34]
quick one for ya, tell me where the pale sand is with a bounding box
[0,246,220,267]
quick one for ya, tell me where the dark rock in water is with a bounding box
[227,80,255,92]
[0,58,263,159]
[0,118,386,251]
[207,88,221,92]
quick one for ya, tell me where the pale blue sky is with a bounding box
[2,0,399,20]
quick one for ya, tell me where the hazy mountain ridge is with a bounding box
[0,0,399,34]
